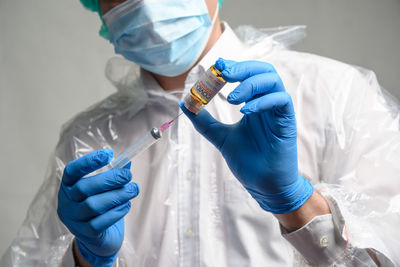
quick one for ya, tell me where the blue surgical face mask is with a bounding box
[103,0,218,77]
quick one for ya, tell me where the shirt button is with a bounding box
[185,228,195,238]
[186,170,195,181]
[320,236,329,248]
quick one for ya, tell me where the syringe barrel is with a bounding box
[108,128,162,169]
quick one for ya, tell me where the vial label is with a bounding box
[184,65,227,114]
[193,67,226,103]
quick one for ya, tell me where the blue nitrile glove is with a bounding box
[57,149,139,267]
[180,58,313,214]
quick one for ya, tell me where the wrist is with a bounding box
[250,175,314,214]
[274,191,331,232]
[73,239,92,267]
[75,239,118,267]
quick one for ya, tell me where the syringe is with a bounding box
[105,127,162,170]
[103,113,182,171]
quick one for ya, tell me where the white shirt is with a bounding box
[1,23,399,267]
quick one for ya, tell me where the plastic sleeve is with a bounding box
[281,193,395,266]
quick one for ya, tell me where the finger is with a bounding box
[240,91,295,116]
[57,184,73,214]
[62,149,113,186]
[65,202,132,238]
[87,201,131,235]
[217,59,276,83]
[227,73,285,104]
[179,101,229,150]
[214,57,237,72]
[75,183,139,221]
[68,168,132,201]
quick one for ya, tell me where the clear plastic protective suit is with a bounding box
[1,23,400,266]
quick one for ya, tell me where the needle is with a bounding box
[171,112,183,121]
[159,112,183,132]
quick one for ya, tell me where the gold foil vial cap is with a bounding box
[184,93,203,114]
[210,65,226,83]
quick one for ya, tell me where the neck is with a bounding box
[150,17,223,91]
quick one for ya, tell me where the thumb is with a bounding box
[179,101,228,150]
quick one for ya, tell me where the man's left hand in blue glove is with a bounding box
[180,58,330,231]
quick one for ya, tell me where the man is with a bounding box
[1,0,399,266]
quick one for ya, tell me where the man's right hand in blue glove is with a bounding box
[57,149,139,267]
[180,59,330,231]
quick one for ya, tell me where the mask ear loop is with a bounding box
[210,1,219,26]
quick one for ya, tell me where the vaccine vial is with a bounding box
[184,65,227,114]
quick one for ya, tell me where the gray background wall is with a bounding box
[0,0,399,258]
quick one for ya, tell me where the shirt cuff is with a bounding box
[281,213,348,266]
